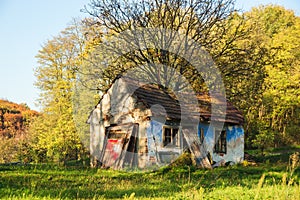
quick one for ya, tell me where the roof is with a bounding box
[122,77,244,125]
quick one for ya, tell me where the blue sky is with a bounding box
[0,0,299,111]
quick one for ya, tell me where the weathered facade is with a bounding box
[87,77,244,169]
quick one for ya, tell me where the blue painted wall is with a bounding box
[145,120,244,165]
[198,123,244,163]
[146,120,163,163]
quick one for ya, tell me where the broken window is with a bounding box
[163,126,180,147]
[106,127,127,139]
[214,130,227,154]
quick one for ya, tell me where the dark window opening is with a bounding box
[164,127,172,146]
[214,130,227,154]
[163,127,180,147]
[106,128,127,139]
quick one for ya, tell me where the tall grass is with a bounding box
[0,152,299,199]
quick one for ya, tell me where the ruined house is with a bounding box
[87,76,244,170]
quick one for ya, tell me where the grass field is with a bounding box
[0,147,299,199]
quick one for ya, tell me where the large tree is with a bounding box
[81,0,244,92]
[82,1,300,150]
[32,23,85,164]
[81,0,274,149]
[77,0,249,167]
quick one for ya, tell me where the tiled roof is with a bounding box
[122,77,244,125]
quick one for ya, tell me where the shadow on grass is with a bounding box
[249,146,300,165]
[0,148,299,199]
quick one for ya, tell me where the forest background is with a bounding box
[0,0,299,165]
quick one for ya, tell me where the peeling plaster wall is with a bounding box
[222,125,244,163]
[199,123,244,164]
[146,120,163,165]
[91,78,161,168]
[89,79,138,163]
[88,105,104,159]
[145,120,244,165]
[105,78,136,124]
[89,78,244,167]
[145,119,183,166]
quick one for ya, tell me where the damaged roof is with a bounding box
[122,77,244,125]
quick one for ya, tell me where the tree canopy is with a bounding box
[26,1,300,165]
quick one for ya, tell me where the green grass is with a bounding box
[0,149,299,199]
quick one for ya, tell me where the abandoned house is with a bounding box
[87,76,244,170]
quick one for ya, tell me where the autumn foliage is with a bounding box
[0,99,38,163]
